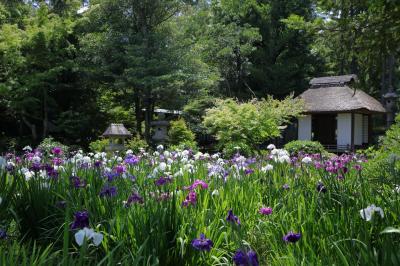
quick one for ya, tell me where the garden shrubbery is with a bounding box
[168,119,197,150]
[284,140,326,155]
[203,96,304,157]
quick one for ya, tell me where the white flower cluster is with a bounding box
[270,148,290,164]
[74,227,103,247]
[360,204,384,221]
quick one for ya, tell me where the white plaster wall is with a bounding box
[362,115,369,143]
[354,113,363,146]
[298,115,312,140]
[337,113,352,147]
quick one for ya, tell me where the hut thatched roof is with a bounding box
[310,74,358,88]
[299,75,386,114]
[102,123,132,137]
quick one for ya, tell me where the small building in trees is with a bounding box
[102,123,132,151]
[297,74,386,152]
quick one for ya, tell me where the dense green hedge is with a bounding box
[284,140,326,155]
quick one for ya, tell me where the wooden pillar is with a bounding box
[351,112,355,151]
[368,114,372,145]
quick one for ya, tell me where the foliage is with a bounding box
[1,146,400,264]
[363,114,400,183]
[37,137,68,155]
[203,96,304,154]
[182,96,215,137]
[89,139,109,152]
[125,135,149,153]
[284,140,326,155]
[168,119,196,147]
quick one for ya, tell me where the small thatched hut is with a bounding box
[297,74,386,151]
[102,123,132,151]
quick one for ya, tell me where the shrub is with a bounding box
[126,135,149,153]
[203,96,304,154]
[284,140,326,155]
[168,119,196,148]
[37,137,69,155]
[222,141,252,158]
[363,114,400,183]
[89,139,109,152]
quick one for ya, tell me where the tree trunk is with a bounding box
[134,89,143,136]
[42,88,48,139]
[22,115,37,142]
[144,95,152,144]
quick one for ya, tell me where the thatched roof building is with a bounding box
[296,74,385,152]
[299,85,386,114]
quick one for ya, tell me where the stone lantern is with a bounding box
[102,123,132,152]
[150,109,182,143]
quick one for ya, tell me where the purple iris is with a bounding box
[182,191,197,207]
[99,185,117,197]
[114,165,126,174]
[185,179,209,191]
[125,192,144,206]
[259,207,273,215]
[52,157,63,166]
[316,182,327,193]
[94,160,102,168]
[71,176,86,189]
[105,172,119,182]
[283,231,301,243]
[282,184,290,190]
[191,233,213,251]
[233,249,259,266]
[71,211,89,230]
[51,147,62,155]
[0,229,7,239]
[30,163,41,172]
[154,176,172,186]
[226,209,240,225]
[244,168,254,175]
[124,155,139,165]
[354,164,362,171]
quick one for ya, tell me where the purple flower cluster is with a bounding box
[184,179,208,191]
[124,155,139,165]
[191,233,213,251]
[154,176,173,186]
[182,191,197,207]
[99,185,117,197]
[233,249,259,266]
[0,229,7,240]
[283,231,301,243]
[259,207,273,215]
[71,211,89,230]
[71,176,86,189]
[125,192,144,206]
[226,209,240,225]
[51,147,63,155]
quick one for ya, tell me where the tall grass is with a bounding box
[0,149,399,265]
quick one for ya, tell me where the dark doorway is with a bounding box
[312,114,337,145]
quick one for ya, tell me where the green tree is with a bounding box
[203,96,304,154]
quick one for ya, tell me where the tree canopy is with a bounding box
[0,0,398,150]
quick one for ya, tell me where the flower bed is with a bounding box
[0,146,399,265]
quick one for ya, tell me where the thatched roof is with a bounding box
[299,75,386,114]
[102,123,132,137]
[310,74,357,88]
